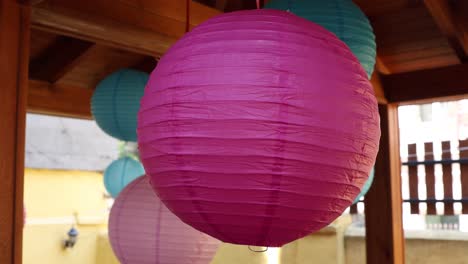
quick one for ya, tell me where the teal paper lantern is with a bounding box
[265,0,376,78]
[104,157,145,198]
[353,167,375,204]
[91,69,149,142]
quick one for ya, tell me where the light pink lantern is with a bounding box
[108,176,220,264]
[138,9,380,247]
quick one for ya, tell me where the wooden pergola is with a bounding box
[1,0,468,263]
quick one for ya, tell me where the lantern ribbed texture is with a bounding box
[91,69,149,142]
[138,9,380,247]
[265,0,376,78]
[108,176,220,264]
[104,157,145,198]
[353,167,375,204]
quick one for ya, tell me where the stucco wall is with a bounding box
[23,168,109,264]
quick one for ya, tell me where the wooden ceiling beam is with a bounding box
[216,0,229,11]
[424,0,468,62]
[31,6,177,56]
[353,0,422,17]
[132,57,158,74]
[29,36,93,83]
[203,0,267,11]
[383,63,468,104]
[370,71,388,104]
[28,79,93,119]
[375,56,392,75]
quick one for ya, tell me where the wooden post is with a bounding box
[365,104,405,264]
[0,1,30,263]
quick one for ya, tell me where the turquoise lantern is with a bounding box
[91,69,149,142]
[265,0,376,78]
[104,157,145,198]
[353,167,375,204]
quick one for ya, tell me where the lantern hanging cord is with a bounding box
[185,0,191,33]
[248,246,268,252]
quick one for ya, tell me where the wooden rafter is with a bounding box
[215,0,228,11]
[31,6,177,56]
[132,57,158,74]
[28,80,93,119]
[353,0,422,17]
[28,56,159,121]
[383,63,468,103]
[204,0,267,11]
[375,56,392,75]
[370,71,388,104]
[424,0,468,62]
[29,36,93,83]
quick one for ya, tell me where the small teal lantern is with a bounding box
[265,0,376,78]
[91,69,149,142]
[353,167,375,204]
[104,157,145,198]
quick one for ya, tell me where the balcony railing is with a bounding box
[350,139,468,218]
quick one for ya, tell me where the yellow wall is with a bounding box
[23,168,468,264]
[23,168,350,264]
[96,232,119,264]
[211,244,271,264]
[23,168,109,264]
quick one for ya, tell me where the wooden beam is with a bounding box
[132,57,158,74]
[29,36,93,83]
[370,71,388,104]
[28,80,93,119]
[353,0,422,17]
[365,104,405,264]
[215,0,228,11]
[376,56,392,75]
[18,0,46,5]
[0,1,30,263]
[424,0,468,62]
[31,6,177,56]
[42,0,221,36]
[223,0,256,12]
[383,64,468,104]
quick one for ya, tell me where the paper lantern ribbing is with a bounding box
[138,9,380,247]
[265,0,376,78]
[109,176,220,264]
[104,157,145,198]
[353,167,375,204]
[91,69,149,142]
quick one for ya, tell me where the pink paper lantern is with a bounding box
[108,176,220,264]
[138,9,380,247]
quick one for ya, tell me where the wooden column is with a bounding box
[365,104,405,264]
[0,1,30,263]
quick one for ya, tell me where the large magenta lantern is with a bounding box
[108,176,220,264]
[138,9,380,247]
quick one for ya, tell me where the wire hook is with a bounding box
[248,246,269,252]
